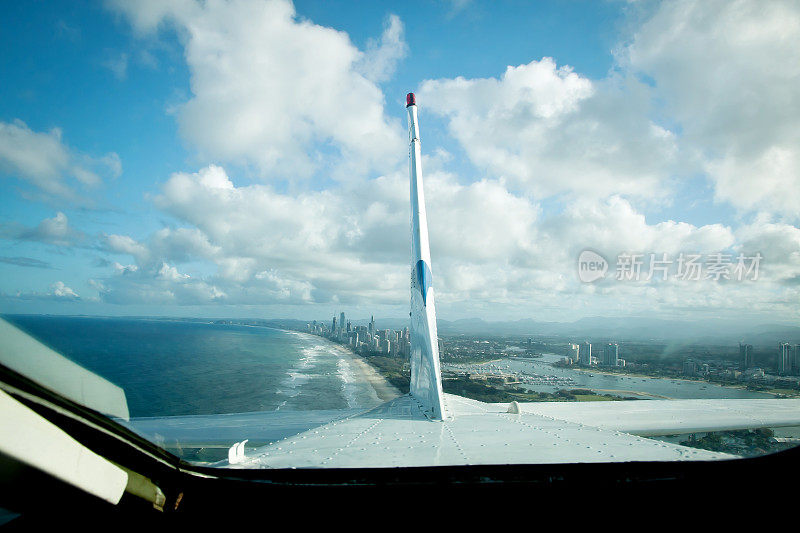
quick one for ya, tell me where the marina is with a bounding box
[443,353,774,400]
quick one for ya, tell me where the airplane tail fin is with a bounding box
[407,93,446,420]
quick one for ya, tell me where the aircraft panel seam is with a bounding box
[442,422,470,463]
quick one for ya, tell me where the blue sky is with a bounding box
[1,0,799,323]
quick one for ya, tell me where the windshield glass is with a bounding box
[1,0,799,469]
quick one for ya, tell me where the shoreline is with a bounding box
[289,331,402,403]
[589,388,673,400]
[454,354,783,399]
[566,365,783,397]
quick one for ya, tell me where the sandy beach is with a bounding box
[336,345,402,402]
[291,331,402,403]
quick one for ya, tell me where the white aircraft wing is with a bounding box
[508,398,800,436]
[230,393,748,468]
[224,394,800,468]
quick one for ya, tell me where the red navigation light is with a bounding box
[406,92,416,107]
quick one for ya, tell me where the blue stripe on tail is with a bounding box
[415,259,433,306]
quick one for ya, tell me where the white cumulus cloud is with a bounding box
[0,120,121,203]
[0,212,84,247]
[419,59,678,200]
[623,0,800,217]
[109,0,405,180]
[357,14,408,83]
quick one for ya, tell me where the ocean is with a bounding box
[4,315,382,418]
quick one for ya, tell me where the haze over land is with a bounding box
[201,315,800,346]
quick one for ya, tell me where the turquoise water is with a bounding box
[4,316,382,417]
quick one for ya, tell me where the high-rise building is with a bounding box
[336,312,345,340]
[603,343,619,366]
[778,343,792,375]
[567,344,579,363]
[331,316,336,334]
[792,344,800,376]
[369,315,375,336]
[579,342,592,366]
[683,359,697,376]
[739,343,754,369]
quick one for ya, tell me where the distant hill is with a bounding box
[373,316,800,346]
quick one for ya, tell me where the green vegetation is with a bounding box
[444,379,625,403]
[572,394,615,402]
[681,432,726,452]
[678,428,790,457]
[549,388,622,402]
[442,376,522,402]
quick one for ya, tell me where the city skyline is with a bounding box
[306,307,800,378]
[305,307,800,392]
[308,311,412,358]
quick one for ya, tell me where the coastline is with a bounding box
[289,331,402,403]
[589,388,673,400]
[564,364,783,398]
[560,367,780,398]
